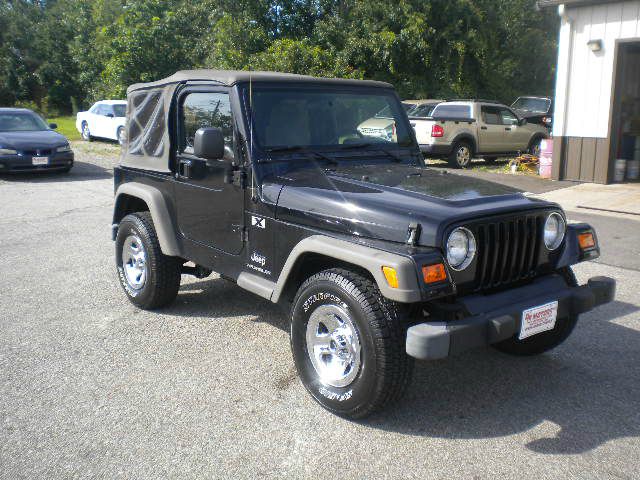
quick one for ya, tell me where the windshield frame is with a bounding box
[238,82,418,158]
[0,111,50,132]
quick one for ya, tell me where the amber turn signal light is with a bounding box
[578,232,596,250]
[423,263,447,284]
[382,266,399,289]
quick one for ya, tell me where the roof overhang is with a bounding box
[538,0,626,8]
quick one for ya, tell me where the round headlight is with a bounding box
[446,227,476,271]
[544,212,566,250]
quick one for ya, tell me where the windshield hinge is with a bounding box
[241,227,249,242]
[406,222,422,246]
[233,169,247,188]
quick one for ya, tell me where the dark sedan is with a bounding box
[0,108,74,173]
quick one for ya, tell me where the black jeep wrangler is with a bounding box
[112,70,615,419]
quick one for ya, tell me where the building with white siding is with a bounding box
[540,0,640,183]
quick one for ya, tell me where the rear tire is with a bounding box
[117,126,125,146]
[81,122,93,142]
[290,268,413,419]
[448,141,473,169]
[115,212,181,310]
[492,268,579,356]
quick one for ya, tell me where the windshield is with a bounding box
[512,97,550,113]
[249,87,414,150]
[0,112,49,132]
[113,104,126,117]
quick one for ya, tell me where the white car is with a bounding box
[76,100,127,145]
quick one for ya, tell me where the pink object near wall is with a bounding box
[539,139,553,179]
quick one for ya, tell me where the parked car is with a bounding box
[413,100,549,168]
[405,99,443,118]
[511,96,553,130]
[112,70,615,419]
[76,100,127,144]
[0,108,74,173]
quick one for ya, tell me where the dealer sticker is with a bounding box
[519,301,558,340]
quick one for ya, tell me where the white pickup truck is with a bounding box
[411,100,549,168]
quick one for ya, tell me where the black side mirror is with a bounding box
[194,127,225,160]
[49,123,57,129]
[106,113,114,118]
[519,118,527,126]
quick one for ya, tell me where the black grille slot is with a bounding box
[20,149,53,156]
[474,215,543,291]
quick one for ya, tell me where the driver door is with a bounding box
[173,88,244,254]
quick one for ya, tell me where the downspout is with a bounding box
[557,4,574,140]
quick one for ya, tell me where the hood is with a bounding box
[514,109,548,119]
[0,130,68,150]
[274,164,554,247]
[358,118,394,130]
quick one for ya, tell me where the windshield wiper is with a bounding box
[262,146,338,166]
[339,143,402,162]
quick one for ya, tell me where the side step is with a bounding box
[237,272,276,301]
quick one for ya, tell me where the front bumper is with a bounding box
[406,274,616,360]
[419,144,453,157]
[0,152,74,173]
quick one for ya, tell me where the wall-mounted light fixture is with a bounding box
[587,39,603,52]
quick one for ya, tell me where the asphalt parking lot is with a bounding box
[1,143,639,479]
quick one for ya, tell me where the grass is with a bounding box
[47,115,81,141]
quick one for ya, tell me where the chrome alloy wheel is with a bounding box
[456,145,471,167]
[305,304,362,388]
[122,235,147,290]
[118,127,126,146]
[82,123,91,141]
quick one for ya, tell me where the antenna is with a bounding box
[249,69,258,200]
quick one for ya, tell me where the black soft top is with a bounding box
[127,69,393,93]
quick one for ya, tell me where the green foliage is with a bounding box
[47,115,81,141]
[0,0,559,114]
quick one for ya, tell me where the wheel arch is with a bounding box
[270,235,422,305]
[451,134,476,154]
[113,182,181,256]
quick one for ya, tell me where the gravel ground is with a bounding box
[1,142,639,479]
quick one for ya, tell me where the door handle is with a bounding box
[178,159,193,178]
[481,126,488,130]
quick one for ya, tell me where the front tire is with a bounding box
[493,267,579,356]
[115,212,181,310]
[528,137,543,157]
[448,141,473,169]
[290,268,413,419]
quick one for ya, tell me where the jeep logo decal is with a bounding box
[250,251,266,267]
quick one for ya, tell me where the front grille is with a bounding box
[20,149,54,156]
[473,214,544,291]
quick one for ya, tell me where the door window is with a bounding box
[500,109,519,126]
[481,106,502,125]
[181,92,234,161]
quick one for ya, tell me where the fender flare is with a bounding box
[113,182,181,257]
[269,235,422,304]
[451,133,477,154]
